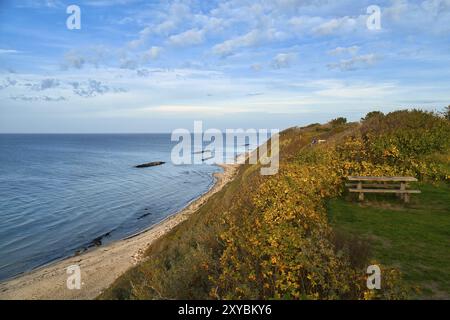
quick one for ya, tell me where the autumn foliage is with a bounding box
[100,109,449,300]
[211,110,449,299]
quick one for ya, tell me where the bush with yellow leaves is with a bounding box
[210,110,448,300]
[100,109,448,300]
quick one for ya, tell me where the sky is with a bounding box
[0,0,449,133]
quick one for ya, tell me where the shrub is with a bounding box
[329,117,347,127]
[100,109,449,300]
[361,111,384,122]
[444,105,450,121]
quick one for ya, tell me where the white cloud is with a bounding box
[328,46,360,56]
[251,63,263,71]
[313,80,396,99]
[384,0,410,22]
[15,0,63,8]
[70,79,126,97]
[384,0,450,34]
[82,0,140,7]
[119,58,138,70]
[127,2,193,48]
[289,16,324,33]
[213,28,285,57]
[154,20,178,35]
[10,94,66,101]
[63,50,86,69]
[0,49,21,54]
[0,77,17,90]
[32,78,60,91]
[272,53,297,69]
[149,105,246,114]
[4,0,450,127]
[0,72,127,101]
[327,54,378,71]
[143,46,162,61]
[167,29,205,47]
[421,0,450,15]
[313,16,362,35]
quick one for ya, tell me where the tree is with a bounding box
[361,111,384,122]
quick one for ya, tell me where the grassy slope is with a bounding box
[327,183,450,299]
[99,162,261,299]
[100,112,449,300]
[99,125,320,300]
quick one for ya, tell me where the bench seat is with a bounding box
[345,183,405,189]
[349,188,421,194]
[347,176,418,182]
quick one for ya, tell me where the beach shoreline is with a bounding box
[0,163,240,300]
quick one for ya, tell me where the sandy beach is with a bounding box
[0,163,239,300]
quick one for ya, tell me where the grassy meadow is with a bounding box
[328,182,450,299]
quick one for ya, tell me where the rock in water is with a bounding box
[135,161,165,168]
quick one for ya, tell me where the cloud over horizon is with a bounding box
[0,0,449,132]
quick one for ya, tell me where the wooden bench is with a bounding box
[346,176,421,203]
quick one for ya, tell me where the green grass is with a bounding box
[327,182,450,299]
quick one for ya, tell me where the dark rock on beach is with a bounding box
[90,231,111,247]
[135,161,165,168]
[137,212,152,220]
[75,231,113,253]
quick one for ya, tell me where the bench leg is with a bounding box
[400,182,406,201]
[357,182,364,201]
[404,193,410,203]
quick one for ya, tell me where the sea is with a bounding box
[0,134,255,281]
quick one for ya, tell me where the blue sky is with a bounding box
[0,0,449,133]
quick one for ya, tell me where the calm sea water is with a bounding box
[0,134,235,281]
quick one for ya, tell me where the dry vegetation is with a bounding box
[99,109,449,300]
